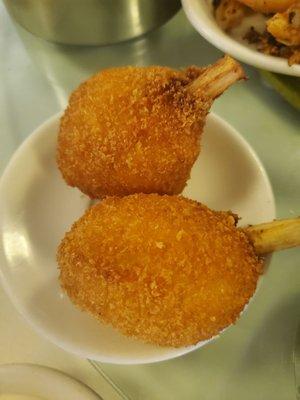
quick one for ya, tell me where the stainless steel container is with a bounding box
[3,0,181,46]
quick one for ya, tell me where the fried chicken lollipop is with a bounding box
[58,194,263,348]
[57,56,245,199]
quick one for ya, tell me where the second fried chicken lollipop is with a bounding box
[57,56,245,198]
[58,194,262,348]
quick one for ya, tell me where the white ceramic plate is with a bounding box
[0,364,100,399]
[0,112,275,364]
[182,0,300,77]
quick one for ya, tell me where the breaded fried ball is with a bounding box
[57,66,207,198]
[57,58,245,199]
[58,194,262,347]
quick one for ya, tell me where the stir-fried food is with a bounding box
[215,0,249,31]
[213,0,300,65]
[267,2,300,46]
[237,0,295,13]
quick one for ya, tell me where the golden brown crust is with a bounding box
[58,194,262,347]
[57,66,210,199]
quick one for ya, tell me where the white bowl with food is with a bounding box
[182,0,300,76]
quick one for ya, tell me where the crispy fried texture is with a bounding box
[57,66,210,199]
[267,2,300,46]
[58,194,262,347]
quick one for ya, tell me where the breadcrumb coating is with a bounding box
[57,66,210,198]
[58,194,262,347]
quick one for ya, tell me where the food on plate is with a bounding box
[267,3,300,46]
[237,0,295,13]
[213,0,300,65]
[57,56,245,199]
[58,194,262,347]
[215,0,250,31]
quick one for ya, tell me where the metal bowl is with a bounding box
[4,0,181,46]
